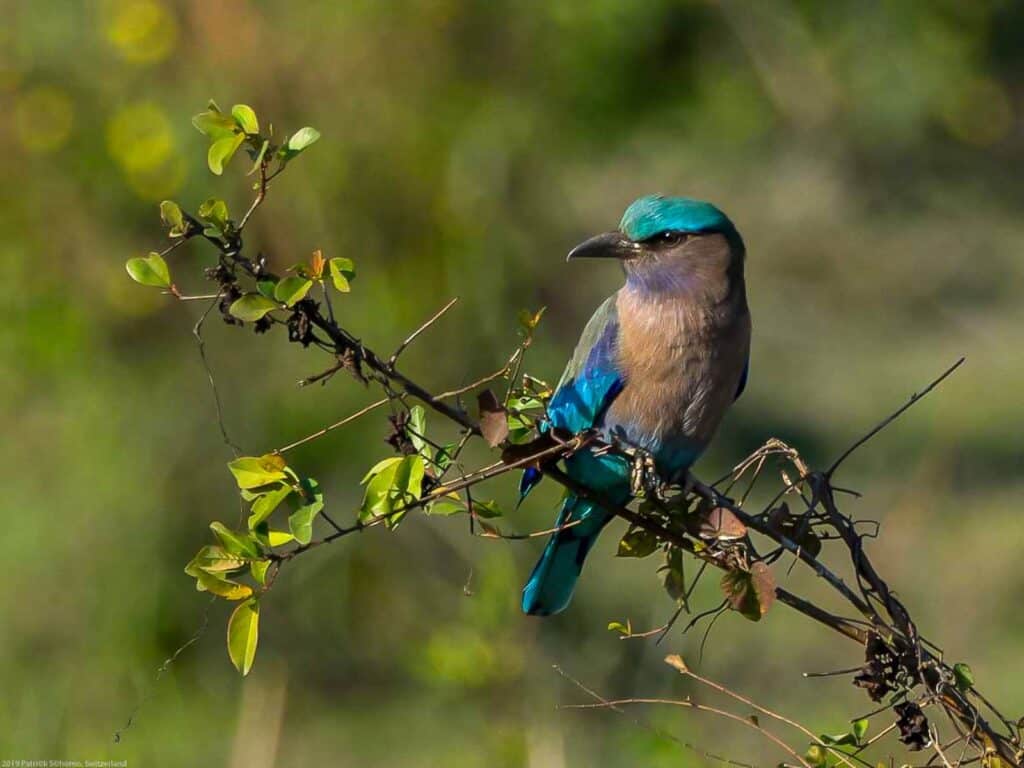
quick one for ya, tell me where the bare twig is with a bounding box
[826,357,965,477]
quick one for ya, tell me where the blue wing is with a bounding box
[519,296,624,499]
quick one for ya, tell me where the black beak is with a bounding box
[566,231,642,262]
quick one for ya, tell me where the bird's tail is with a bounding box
[521,495,612,616]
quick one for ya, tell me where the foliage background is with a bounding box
[3,1,1024,765]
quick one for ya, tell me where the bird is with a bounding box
[520,194,751,616]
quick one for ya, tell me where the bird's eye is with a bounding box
[653,231,687,247]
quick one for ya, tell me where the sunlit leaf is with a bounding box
[820,731,857,746]
[228,454,288,489]
[208,131,245,175]
[359,455,424,527]
[286,126,320,153]
[248,138,270,176]
[125,252,171,288]
[194,571,253,600]
[471,499,503,519]
[250,560,270,585]
[159,200,185,236]
[408,405,427,456]
[328,257,356,293]
[360,457,404,484]
[192,109,236,139]
[197,198,230,233]
[227,599,259,676]
[287,477,324,545]
[210,521,261,559]
[229,294,279,322]
[426,496,465,516]
[852,718,869,743]
[804,745,828,768]
[616,528,659,558]
[274,276,313,307]
[252,522,295,548]
[184,545,246,575]
[231,104,259,135]
[247,484,292,528]
[607,621,630,635]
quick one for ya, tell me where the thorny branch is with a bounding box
[154,138,1019,768]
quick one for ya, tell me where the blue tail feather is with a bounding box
[521,496,612,616]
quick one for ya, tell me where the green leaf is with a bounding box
[194,570,253,600]
[228,454,288,490]
[852,718,869,743]
[607,620,631,635]
[208,131,245,175]
[266,530,294,546]
[426,496,465,516]
[229,294,279,322]
[252,522,295,548]
[248,139,270,176]
[197,198,230,233]
[185,545,246,575]
[821,731,857,746]
[253,276,277,299]
[247,484,292,528]
[274,276,313,307]
[126,252,171,288]
[359,455,424,527]
[328,257,356,293]
[408,405,427,456]
[953,662,974,692]
[433,443,456,472]
[159,200,185,236]
[287,477,324,545]
[231,104,259,135]
[210,522,261,559]
[192,109,237,139]
[616,528,659,558]
[250,560,270,585]
[286,126,320,153]
[227,599,260,676]
[360,457,404,485]
[471,499,503,519]
[804,745,828,768]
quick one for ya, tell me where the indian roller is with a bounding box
[521,195,751,616]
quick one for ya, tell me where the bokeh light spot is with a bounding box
[12,86,74,153]
[107,101,185,199]
[106,101,175,172]
[103,0,178,64]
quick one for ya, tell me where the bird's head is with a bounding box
[567,195,745,297]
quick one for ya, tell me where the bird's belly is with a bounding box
[602,325,748,476]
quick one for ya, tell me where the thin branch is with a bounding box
[387,297,459,367]
[826,357,965,476]
[276,398,389,454]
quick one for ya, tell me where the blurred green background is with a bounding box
[3,1,1024,765]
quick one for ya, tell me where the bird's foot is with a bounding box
[629,450,664,499]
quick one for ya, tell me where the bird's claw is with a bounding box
[629,450,664,499]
